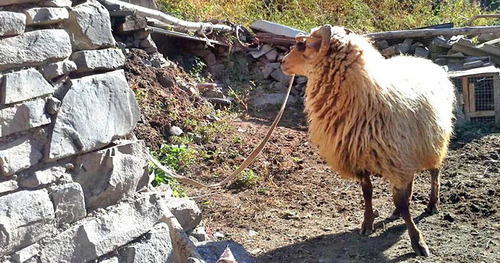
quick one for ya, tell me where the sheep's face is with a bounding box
[282,25,351,76]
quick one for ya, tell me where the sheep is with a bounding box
[281,24,455,257]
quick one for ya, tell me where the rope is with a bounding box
[149,75,296,188]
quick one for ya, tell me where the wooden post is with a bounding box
[463,77,471,121]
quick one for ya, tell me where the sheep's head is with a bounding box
[282,24,351,76]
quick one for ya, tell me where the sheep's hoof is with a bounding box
[359,219,374,236]
[412,239,430,257]
[425,205,439,215]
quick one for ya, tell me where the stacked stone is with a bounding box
[0,1,202,262]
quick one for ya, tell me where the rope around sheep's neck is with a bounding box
[149,75,296,188]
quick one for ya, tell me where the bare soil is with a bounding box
[186,103,500,263]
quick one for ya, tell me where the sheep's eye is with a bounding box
[296,41,306,52]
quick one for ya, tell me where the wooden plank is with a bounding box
[468,110,495,118]
[494,75,500,127]
[469,83,476,113]
[366,26,500,40]
[251,20,305,38]
[255,32,296,46]
[463,77,471,120]
[148,26,228,46]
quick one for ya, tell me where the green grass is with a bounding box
[157,0,497,33]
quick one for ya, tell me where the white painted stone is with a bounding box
[65,1,115,50]
[48,70,140,160]
[0,29,72,71]
[74,140,149,210]
[165,198,202,231]
[0,180,18,194]
[0,189,55,256]
[11,243,40,263]
[50,183,86,224]
[0,137,43,177]
[39,194,167,263]
[0,98,51,138]
[118,222,173,263]
[0,12,26,37]
[39,60,77,80]
[70,48,125,73]
[25,7,69,26]
[1,68,54,105]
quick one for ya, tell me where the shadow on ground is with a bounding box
[256,213,429,263]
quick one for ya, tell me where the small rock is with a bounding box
[169,126,183,136]
[381,45,398,57]
[375,40,389,50]
[0,98,52,138]
[11,242,40,263]
[47,97,62,115]
[207,98,231,109]
[398,39,413,54]
[414,46,430,58]
[41,0,73,7]
[49,183,86,224]
[213,232,225,240]
[133,30,150,40]
[248,229,258,237]
[265,49,278,62]
[1,68,54,105]
[249,44,273,58]
[70,48,126,73]
[165,198,202,231]
[190,225,210,242]
[40,60,77,80]
[443,212,455,222]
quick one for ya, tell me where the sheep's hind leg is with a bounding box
[425,168,440,215]
[392,180,430,257]
[359,171,375,236]
[390,175,414,219]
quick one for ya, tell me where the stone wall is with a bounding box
[0,1,201,262]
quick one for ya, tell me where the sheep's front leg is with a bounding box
[392,180,430,257]
[425,168,440,214]
[359,171,375,235]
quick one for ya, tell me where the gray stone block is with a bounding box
[70,48,125,73]
[39,194,167,263]
[65,1,115,50]
[48,70,140,160]
[11,243,39,263]
[39,60,77,80]
[0,98,51,138]
[197,241,255,263]
[0,12,26,37]
[165,198,202,231]
[0,29,72,71]
[20,166,71,188]
[0,180,18,194]
[41,0,73,7]
[1,68,54,105]
[73,140,149,210]
[25,7,69,26]
[118,223,173,263]
[0,189,55,256]
[270,68,292,87]
[0,137,43,177]
[50,183,86,224]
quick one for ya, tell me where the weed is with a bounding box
[235,168,259,188]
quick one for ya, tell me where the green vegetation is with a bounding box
[235,168,260,188]
[157,0,497,33]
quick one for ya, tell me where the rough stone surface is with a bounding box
[118,223,173,263]
[50,183,86,224]
[48,70,140,160]
[0,190,55,256]
[39,60,77,80]
[0,29,72,71]
[39,194,167,263]
[197,241,255,263]
[73,140,149,210]
[415,46,430,58]
[165,198,202,231]
[20,166,70,188]
[0,98,51,138]
[70,48,125,73]
[0,137,43,177]
[169,126,183,136]
[262,62,280,78]
[1,68,54,105]
[398,38,413,54]
[189,226,209,242]
[25,7,69,26]
[0,180,18,194]
[65,1,115,50]
[270,68,292,86]
[250,92,298,108]
[0,0,39,6]
[11,243,40,263]
[0,12,26,37]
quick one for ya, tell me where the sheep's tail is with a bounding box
[149,75,296,188]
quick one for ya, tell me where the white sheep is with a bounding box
[281,24,455,256]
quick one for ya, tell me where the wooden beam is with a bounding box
[148,26,228,46]
[365,26,500,40]
[99,0,234,33]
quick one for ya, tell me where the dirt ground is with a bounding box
[186,102,500,263]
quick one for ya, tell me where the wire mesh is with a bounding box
[468,76,494,111]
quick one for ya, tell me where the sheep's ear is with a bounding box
[344,28,354,35]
